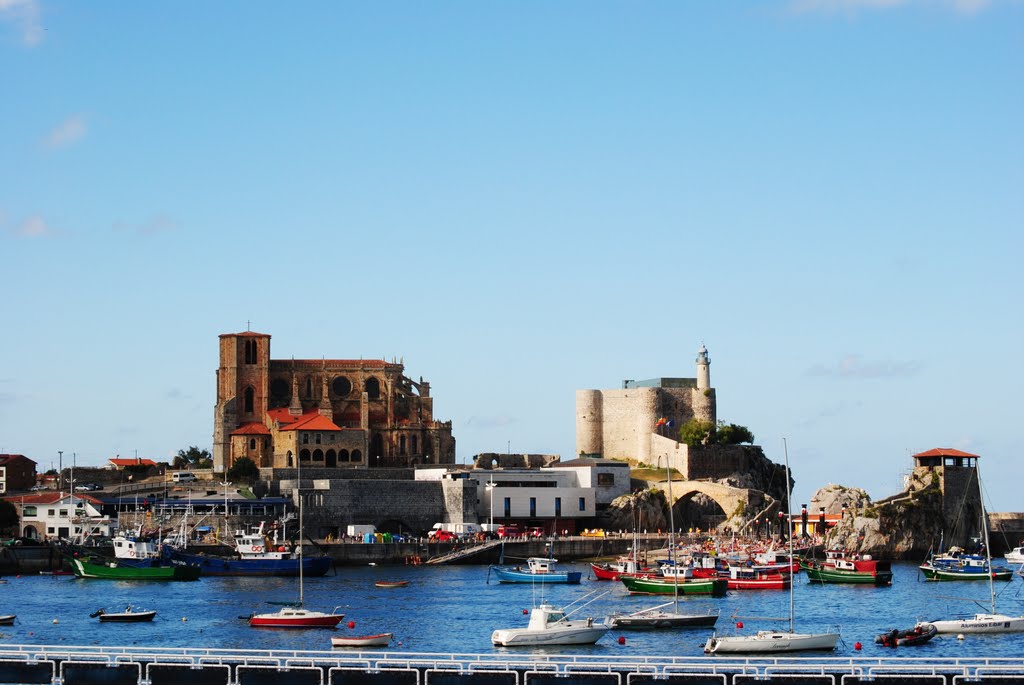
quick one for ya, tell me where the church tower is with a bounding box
[213,331,271,473]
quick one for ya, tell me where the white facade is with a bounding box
[473,468,593,526]
[18,494,112,541]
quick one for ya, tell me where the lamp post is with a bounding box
[220,481,232,537]
[58,451,63,493]
[485,481,496,532]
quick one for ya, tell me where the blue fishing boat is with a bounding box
[490,556,582,584]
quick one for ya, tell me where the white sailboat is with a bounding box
[919,464,1024,634]
[610,443,720,629]
[704,439,839,654]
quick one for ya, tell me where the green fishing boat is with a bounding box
[802,550,893,585]
[69,556,201,581]
[619,574,728,596]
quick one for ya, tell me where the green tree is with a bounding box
[226,457,260,484]
[175,446,212,469]
[679,419,716,446]
[0,500,19,534]
[716,422,755,445]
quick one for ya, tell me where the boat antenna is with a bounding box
[783,437,794,635]
[666,451,679,612]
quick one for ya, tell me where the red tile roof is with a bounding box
[912,448,979,459]
[0,454,36,465]
[231,422,271,436]
[267,408,343,432]
[108,458,158,467]
[4,492,103,505]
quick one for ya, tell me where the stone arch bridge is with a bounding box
[652,479,779,531]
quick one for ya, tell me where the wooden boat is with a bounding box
[90,605,157,622]
[490,557,582,584]
[374,580,409,588]
[803,550,893,585]
[69,556,201,581]
[491,603,609,646]
[331,633,393,647]
[875,623,938,647]
[704,440,839,654]
[0,615,15,625]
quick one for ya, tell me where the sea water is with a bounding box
[2,562,1023,658]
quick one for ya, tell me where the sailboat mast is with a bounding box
[297,455,304,607]
[783,438,794,635]
[976,464,996,614]
[666,457,678,610]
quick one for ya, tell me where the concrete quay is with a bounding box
[1,644,1023,685]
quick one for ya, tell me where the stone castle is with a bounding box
[212,331,456,473]
[576,344,716,467]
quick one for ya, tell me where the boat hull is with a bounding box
[875,624,937,646]
[924,613,1024,634]
[96,611,156,622]
[332,633,393,647]
[70,557,201,581]
[249,608,343,628]
[619,576,728,596]
[919,564,1014,581]
[610,611,719,629]
[164,549,331,577]
[491,567,582,584]
[705,631,840,654]
[492,624,609,646]
[805,566,893,585]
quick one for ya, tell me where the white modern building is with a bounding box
[9,491,113,541]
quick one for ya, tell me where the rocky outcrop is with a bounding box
[603,489,669,533]
[815,472,946,560]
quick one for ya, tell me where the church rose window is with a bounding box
[332,376,352,397]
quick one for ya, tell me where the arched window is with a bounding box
[249,438,256,450]
[313,449,324,461]
[351,449,362,462]
[305,377,313,399]
[299,449,311,462]
[339,449,350,462]
[400,435,407,455]
[244,339,257,365]
[287,451,293,467]
[326,450,336,467]
[365,377,381,400]
[244,387,254,414]
[412,436,418,454]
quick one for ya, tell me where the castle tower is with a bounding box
[696,344,710,390]
[575,389,604,457]
[213,331,271,473]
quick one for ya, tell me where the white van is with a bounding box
[171,471,197,483]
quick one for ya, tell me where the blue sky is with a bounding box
[2,1,1021,513]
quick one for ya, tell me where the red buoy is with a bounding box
[523,609,529,614]
[347,621,355,629]
[854,642,862,651]
[618,636,626,645]
[736,621,744,629]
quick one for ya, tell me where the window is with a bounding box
[315,433,321,445]
[302,434,309,445]
[244,387,254,413]
[530,497,536,517]
[244,339,257,364]
[249,439,256,450]
[578,497,586,512]
[48,509,55,516]
[24,506,37,516]
[60,509,68,517]
[555,498,561,517]
[305,377,313,399]
[597,473,614,487]
[332,376,352,397]
[504,497,511,517]
[351,449,362,462]
[339,449,350,462]
[400,436,406,455]
[365,377,381,400]
[412,436,418,453]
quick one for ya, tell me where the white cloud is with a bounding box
[12,214,53,237]
[45,115,87,149]
[806,354,922,379]
[789,0,995,14]
[0,0,43,46]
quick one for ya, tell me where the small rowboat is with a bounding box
[374,580,409,588]
[0,615,15,625]
[331,633,393,648]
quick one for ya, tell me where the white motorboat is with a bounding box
[705,630,840,654]
[331,633,393,647]
[704,439,839,654]
[1004,546,1024,565]
[492,604,610,646]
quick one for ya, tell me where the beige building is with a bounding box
[213,331,455,473]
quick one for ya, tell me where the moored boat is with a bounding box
[69,556,201,581]
[490,557,582,584]
[1004,545,1024,565]
[723,565,790,590]
[803,550,893,585]
[705,630,839,654]
[491,603,609,646]
[919,551,1013,581]
[374,580,409,588]
[248,605,344,628]
[331,633,393,647]
[619,572,728,596]
[90,605,157,622]
[609,604,719,629]
[0,615,15,625]
[163,521,332,577]
[874,623,937,647]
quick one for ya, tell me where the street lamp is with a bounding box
[485,481,496,532]
[220,481,233,537]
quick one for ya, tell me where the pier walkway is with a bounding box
[425,540,503,565]
[1,644,1022,685]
